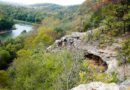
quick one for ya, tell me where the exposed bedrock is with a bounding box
[47,32,120,73]
[71,80,130,90]
[47,32,128,90]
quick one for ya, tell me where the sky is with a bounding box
[1,0,85,6]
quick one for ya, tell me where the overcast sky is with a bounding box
[1,0,85,5]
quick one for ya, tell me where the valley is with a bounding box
[0,0,130,90]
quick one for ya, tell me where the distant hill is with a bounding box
[31,3,61,7]
[30,3,62,11]
[0,2,79,26]
[30,3,79,12]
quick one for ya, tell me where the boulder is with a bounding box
[71,82,119,90]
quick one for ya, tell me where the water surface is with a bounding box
[0,24,33,41]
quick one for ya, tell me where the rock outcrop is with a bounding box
[47,32,121,73]
[71,82,119,90]
[47,32,86,51]
[71,80,130,90]
[47,31,129,90]
[117,64,130,81]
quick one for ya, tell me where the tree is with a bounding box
[54,27,65,38]
[0,49,11,69]
[0,14,14,31]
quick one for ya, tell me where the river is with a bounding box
[0,24,33,41]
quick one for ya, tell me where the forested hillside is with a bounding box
[0,2,79,23]
[0,10,14,31]
[0,0,130,90]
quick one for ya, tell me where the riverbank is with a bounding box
[14,19,33,25]
[0,20,33,35]
[0,30,12,34]
[0,24,33,41]
[0,27,16,34]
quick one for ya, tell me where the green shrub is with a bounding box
[54,27,66,38]
[0,70,9,88]
[32,27,55,46]
[98,35,115,48]
[119,39,130,64]
[8,49,84,90]
[17,49,32,57]
[92,29,102,40]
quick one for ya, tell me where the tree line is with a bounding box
[0,12,14,31]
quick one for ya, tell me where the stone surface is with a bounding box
[47,32,86,50]
[71,82,119,90]
[47,31,130,90]
[46,30,130,90]
[117,64,130,81]
[47,32,121,73]
[71,81,130,90]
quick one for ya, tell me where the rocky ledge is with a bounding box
[47,32,121,73]
[47,32,129,90]
[71,80,130,90]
